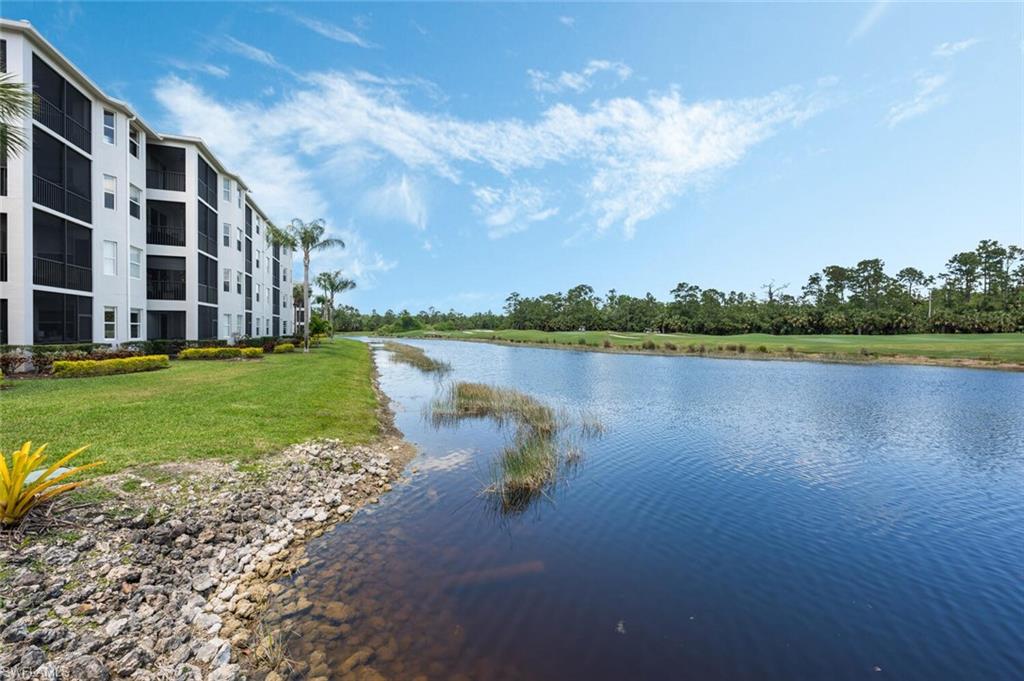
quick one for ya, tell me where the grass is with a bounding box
[382,341,451,374]
[391,329,1024,365]
[430,382,576,513]
[0,339,379,477]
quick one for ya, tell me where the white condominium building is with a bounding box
[0,19,293,346]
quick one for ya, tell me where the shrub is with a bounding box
[725,344,738,352]
[663,342,677,351]
[602,339,613,348]
[738,344,747,353]
[241,347,264,358]
[758,345,768,353]
[1,441,103,525]
[577,337,587,345]
[273,343,295,354]
[0,351,30,375]
[699,344,707,353]
[785,346,795,354]
[178,347,243,360]
[642,340,657,350]
[52,354,170,378]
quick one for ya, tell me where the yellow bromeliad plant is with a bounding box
[0,442,103,525]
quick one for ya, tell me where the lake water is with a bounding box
[264,340,1024,680]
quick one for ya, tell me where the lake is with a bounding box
[263,339,1024,680]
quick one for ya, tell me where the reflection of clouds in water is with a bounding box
[416,449,474,473]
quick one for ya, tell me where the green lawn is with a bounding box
[394,329,1024,364]
[0,339,380,476]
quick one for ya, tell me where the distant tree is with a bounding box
[315,270,356,336]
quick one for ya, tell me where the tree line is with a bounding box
[332,239,1024,335]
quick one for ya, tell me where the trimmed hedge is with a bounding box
[52,354,170,378]
[178,347,243,360]
[241,347,264,358]
[273,343,295,354]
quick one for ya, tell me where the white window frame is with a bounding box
[129,246,142,279]
[103,110,115,145]
[224,314,232,337]
[255,282,261,303]
[237,189,242,209]
[236,271,242,294]
[236,314,243,333]
[130,308,141,339]
[223,267,231,292]
[104,306,117,340]
[103,175,116,210]
[236,227,243,251]
[223,178,232,201]
[129,127,139,157]
[129,184,142,219]
[255,248,261,268]
[103,240,117,276]
[223,222,231,247]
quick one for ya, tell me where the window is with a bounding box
[103,175,116,210]
[236,227,242,251]
[282,269,287,282]
[129,127,139,157]
[237,189,242,209]
[130,246,142,278]
[224,314,231,336]
[255,317,260,336]
[34,292,92,343]
[236,314,243,333]
[103,240,117,276]
[236,271,242,294]
[103,110,115,144]
[256,248,261,268]
[104,306,116,339]
[283,321,288,335]
[130,309,141,339]
[223,222,230,247]
[256,282,261,303]
[223,267,231,293]
[129,184,141,219]
[223,178,232,201]
[255,217,261,235]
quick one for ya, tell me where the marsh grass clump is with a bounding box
[577,337,587,346]
[758,345,768,353]
[663,342,677,351]
[430,382,601,514]
[383,342,451,374]
[603,339,613,348]
[642,340,657,350]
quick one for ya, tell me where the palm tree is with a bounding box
[314,270,356,337]
[0,74,33,161]
[267,219,344,352]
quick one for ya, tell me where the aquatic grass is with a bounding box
[430,382,602,514]
[383,342,451,374]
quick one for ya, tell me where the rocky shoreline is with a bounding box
[0,436,416,681]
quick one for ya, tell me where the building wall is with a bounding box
[0,20,297,346]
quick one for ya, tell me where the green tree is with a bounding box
[315,270,356,336]
[267,219,345,352]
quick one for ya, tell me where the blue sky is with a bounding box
[6,2,1022,313]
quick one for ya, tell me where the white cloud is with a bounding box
[932,38,980,57]
[361,174,429,230]
[849,1,890,43]
[223,36,282,68]
[473,183,559,238]
[528,59,633,95]
[885,73,948,128]
[559,16,576,28]
[275,8,374,49]
[156,67,822,242]
[165,59,230,79]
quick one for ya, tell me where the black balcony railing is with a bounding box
[33,256,91,291]
[34,95,91,153]
[147,279,186,300]
[146,222,186,247]
[33,175,91,223]
[146,169,186,192]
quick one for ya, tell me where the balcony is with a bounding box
[147,279,186,301]
[33,256,92,291]
[146,169,186,192]
[147,222,186,247]
[33,94,91,154]
[33,175,91,224]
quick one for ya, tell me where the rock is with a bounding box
[1,621,27,642]
[65,655,110,681]
[20,645,47,670]
[104,617,128,638]
[192,574,215,594]
[207,664,241,681]
[340,648,375,673]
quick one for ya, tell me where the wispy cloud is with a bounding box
[156,67,824,243]
[473,183,559,239]
[361,174,429,230]
[559,16,576,28]
[274,8,375,49]
[932,38,980,58]
[165,59,230,79]
[223,36,281,68]
[528,59,632,95]
[885,73,948,128]
[849,1,890,43]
